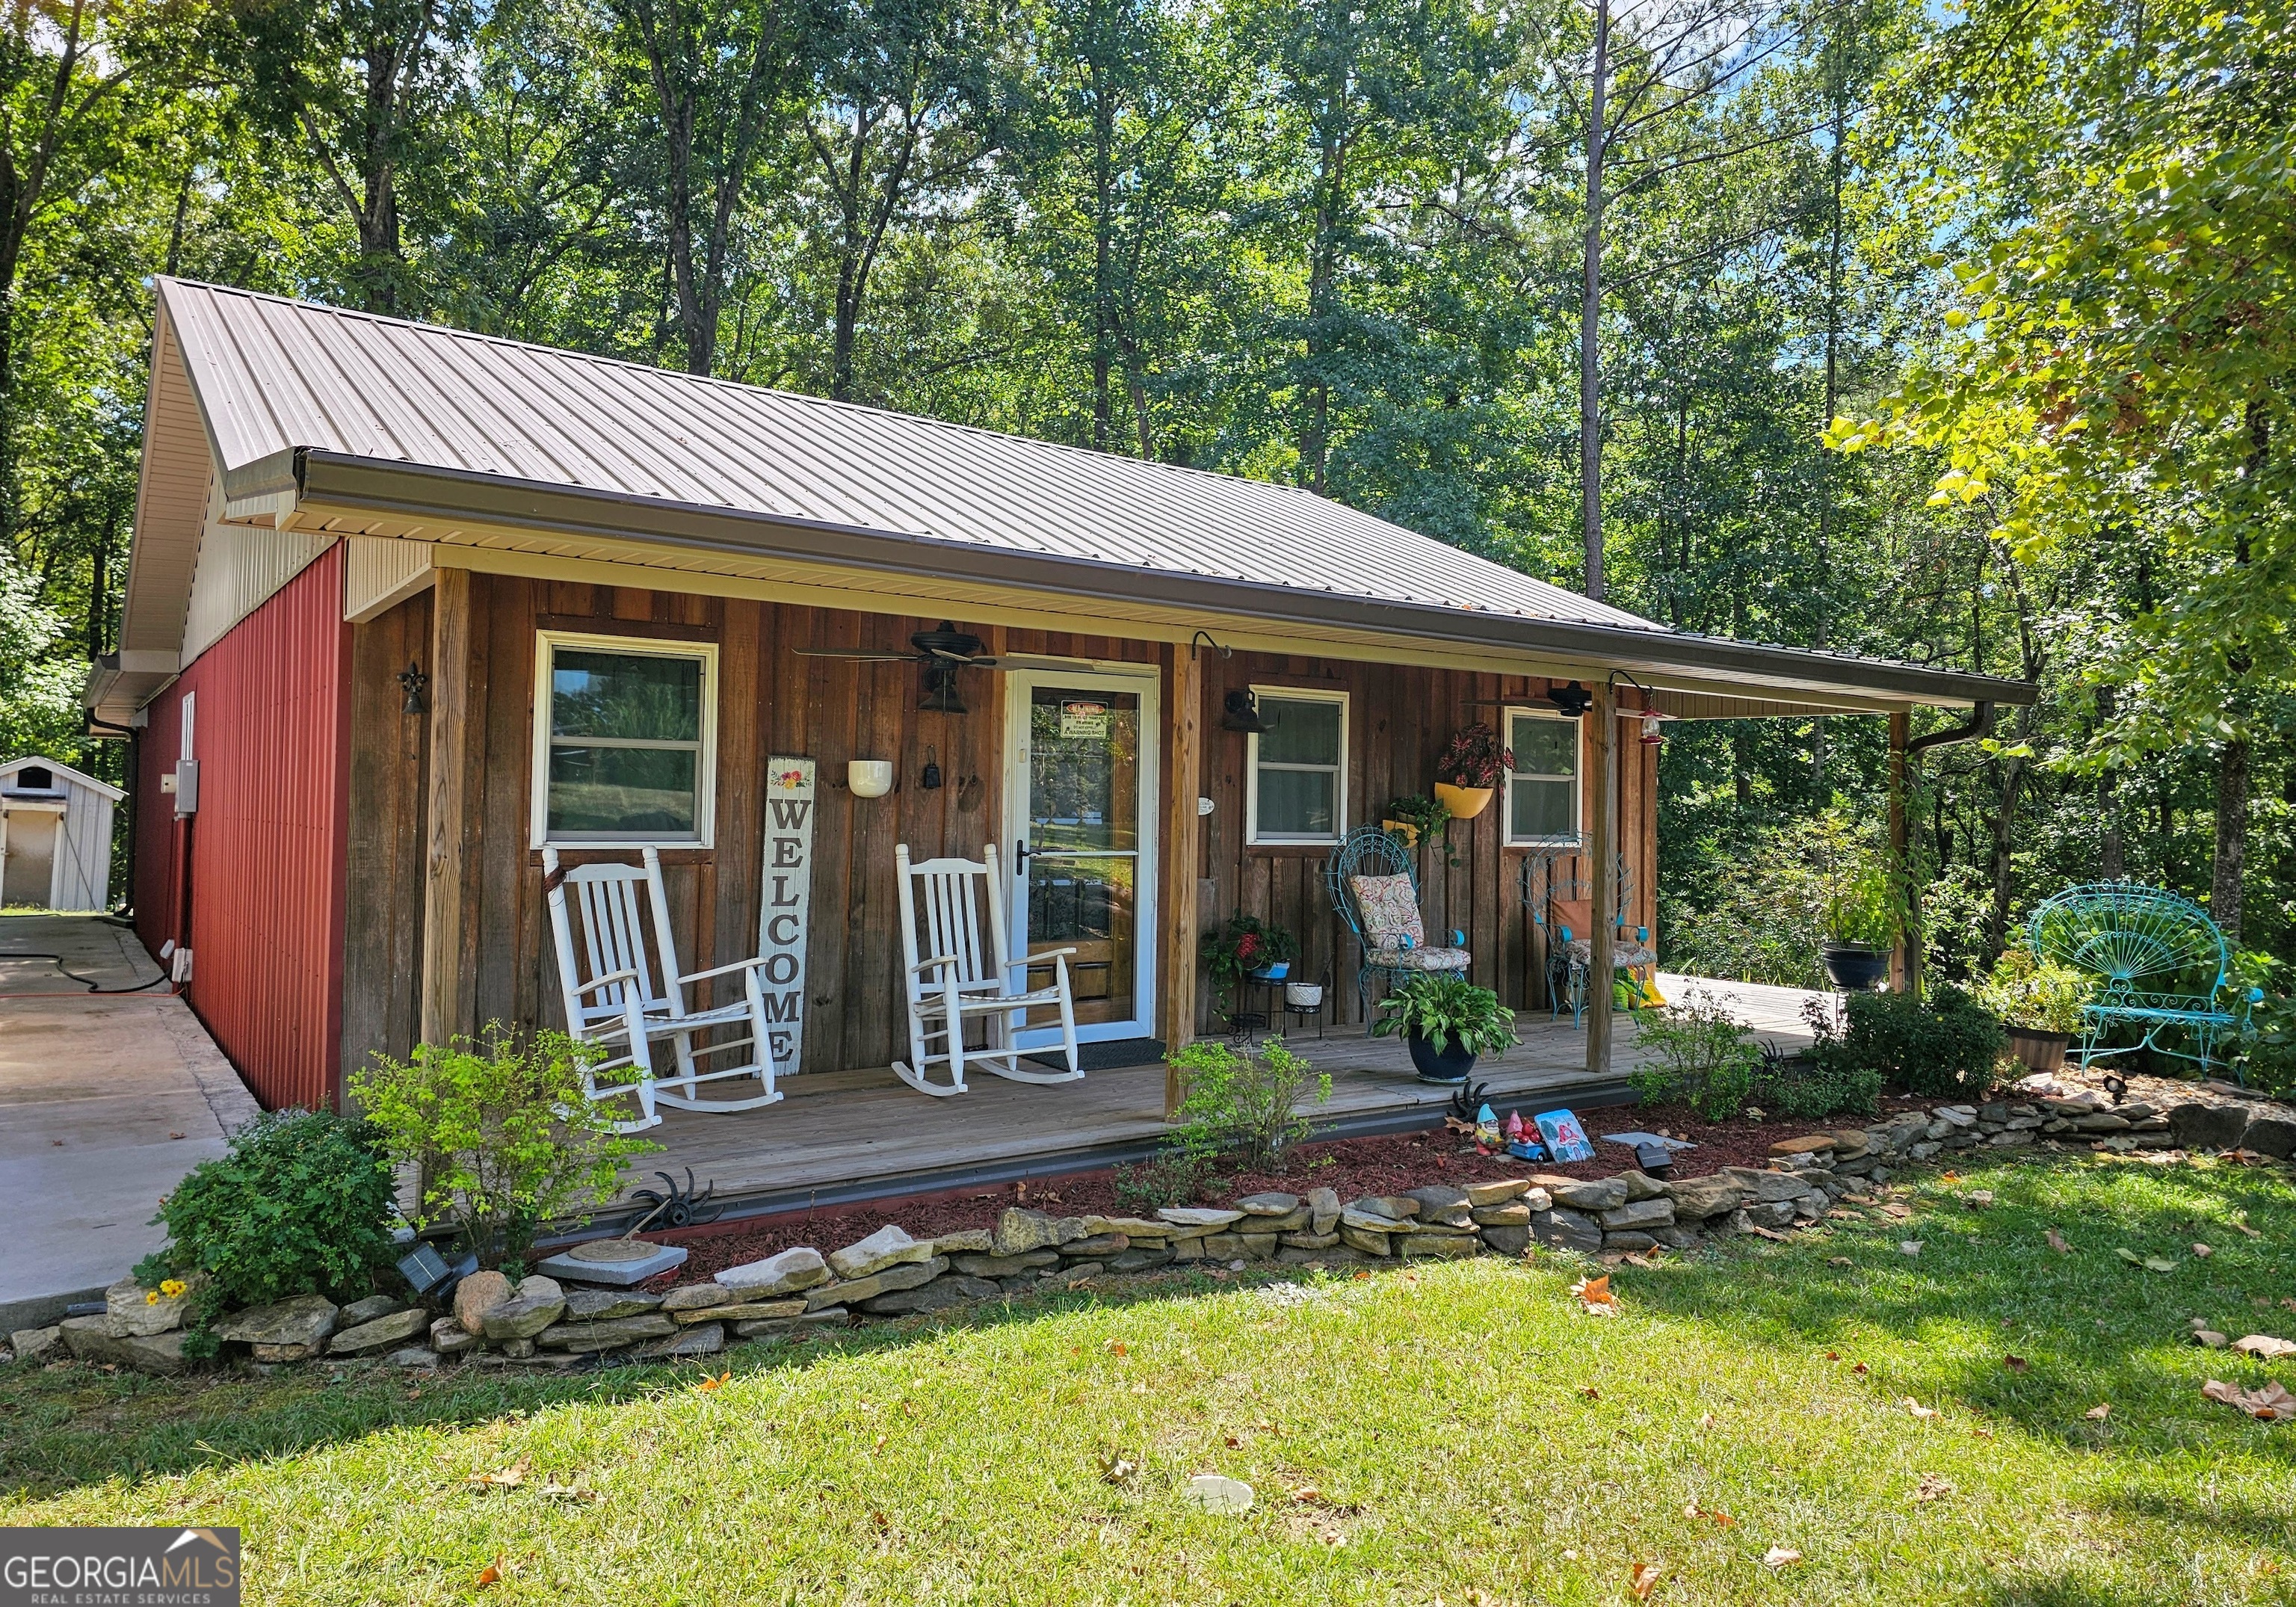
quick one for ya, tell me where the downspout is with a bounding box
[1895,701,1996,996]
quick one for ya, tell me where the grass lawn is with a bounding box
[4,1151,2295,1604]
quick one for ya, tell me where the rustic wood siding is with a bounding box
[339,576,1659,1079]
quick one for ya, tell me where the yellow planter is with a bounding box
[1380,818,1420,846]
[1433,783,1493,821]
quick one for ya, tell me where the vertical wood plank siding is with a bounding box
[133,543,351,1110]
[339,576,1658,1079]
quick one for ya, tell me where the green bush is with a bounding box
[348,1025,659,1268]
[1629,987,1762,1120]
[1800,985,2008,1100]
[1112,1154,1202,1212]
[1758,1043,1885,1119]
[1166,1037,1331,1171]
[136,1108,398,1310]
[1972,949,2093,1034]
[2235,954,2296,1099]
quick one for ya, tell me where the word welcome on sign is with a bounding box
[757,756,817,1073]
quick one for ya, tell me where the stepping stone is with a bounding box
[535,1239,689,1288]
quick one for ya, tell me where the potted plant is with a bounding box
[1818,857,1899,991]
[1973,949,2093,1071]
[1380,793,1451,848]
[1432,724,1511,821]
[1370,973,1521,1084]
[1202,912,1298,990]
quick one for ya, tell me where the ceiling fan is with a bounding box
[790,621,1107,712]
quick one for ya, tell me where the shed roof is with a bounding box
[0,755,125,802]
[108,278,2034,717]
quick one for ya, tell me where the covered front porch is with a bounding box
[605,973,1821,1219]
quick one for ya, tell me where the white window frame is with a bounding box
[1503,705,1583,848]
[531,630,719,849]
[1244,685,1349,846]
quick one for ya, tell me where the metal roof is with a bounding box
[162,277,1667,634]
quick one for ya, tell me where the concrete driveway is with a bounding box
[0,914,259,1330]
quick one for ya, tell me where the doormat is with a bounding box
[1024,1037,1167,1074]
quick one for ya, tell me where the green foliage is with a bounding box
[1435,723,1510,789]
[136,1109,398,1311]
[1757,1044,1886,1120]
[1165,1037,1330,1171]
[347,1026,658,1269]
[1200,912,1297,992]
[1381,794,1451,847]
[1629,988,1762,1120]
[1972,949,2094,1035]
[1803,986,2008,1101]
[1111,1154,1201,1213]
[1368,974,1520,1060]
[2234,954,2296,1100]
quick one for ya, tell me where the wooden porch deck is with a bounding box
[615,974,1821,1218]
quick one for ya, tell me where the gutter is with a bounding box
[281,450,2040,712]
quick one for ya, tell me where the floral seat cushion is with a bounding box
[1370,945,1472,972]
[1348,874,1425,950]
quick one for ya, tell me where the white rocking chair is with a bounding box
[892,842,1083,1098]
[543,846,785,1132]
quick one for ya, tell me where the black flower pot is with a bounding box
[1406,1029,1477,1085]
[1820,941,1889,991]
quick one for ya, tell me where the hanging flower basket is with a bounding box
[1432,783,1493,820]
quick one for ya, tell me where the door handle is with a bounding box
[1014,838,1034,861]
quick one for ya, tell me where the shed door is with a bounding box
[1002,670,1160,1043]
[1,809,58,907]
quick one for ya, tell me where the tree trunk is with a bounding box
[1578,0,1610,599]
[2214,738,2248,942]
[2096,684,2123,878]
[1090,43,1114,451]
[1984,753,2025,966]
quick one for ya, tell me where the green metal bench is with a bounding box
[2028,882,2256,1073]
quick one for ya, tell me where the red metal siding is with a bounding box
[132,544,351,1110]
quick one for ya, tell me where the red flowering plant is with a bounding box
[1436,723,1513,789]
[1202,912,1299,992]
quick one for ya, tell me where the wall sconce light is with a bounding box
[397,660,429,715]
[921,746,943,789]
[1548,681,1593,718]
[847,759,895,798]
[1220,688,1273,733]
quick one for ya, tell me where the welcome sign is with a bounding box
[757,757,817,1073]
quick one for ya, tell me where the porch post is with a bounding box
[1586,679,1617,1077]
[419,566,480,1048]
[1161,640,1203,1058]
[1887,709,1913,995]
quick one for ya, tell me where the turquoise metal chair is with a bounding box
[1519,842,1645,1027]
[2028,882,2258,1073]
[1324,826,1469,1025]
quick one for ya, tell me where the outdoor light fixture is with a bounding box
[397,660,429,715]
[919,661,967,714]
[1548,680,1593,718]
[1220,688,1274,733]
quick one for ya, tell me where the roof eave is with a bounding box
[297,452,2037,710]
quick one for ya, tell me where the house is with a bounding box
[0,756,121,911]
[87,278,2034,1118]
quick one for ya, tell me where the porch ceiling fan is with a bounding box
[791,621,1105,712]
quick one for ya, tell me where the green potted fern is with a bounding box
[1371,974,1520,1084]
[1973,949,2093,1072]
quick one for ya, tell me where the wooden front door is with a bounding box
[1002,669,1160,1042]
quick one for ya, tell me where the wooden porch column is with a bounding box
[419,567,481,1048]
[1586,679,1617,1077]
[1161,641,1204,1057]
[1887,709,1913,995]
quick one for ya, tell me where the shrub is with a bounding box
[1629,987,1762,1120]
[348,1025,660,1269]
[2235,954,2296,1099]
[1801,985,2008,1099]
[1758,1043,1885,1119]
[1369,974,1521,1059]
[136,1108,398,1311]
[1972,949,2093,1034]
[1112,1154,1202,1212]
[1167,1037,1331,1171]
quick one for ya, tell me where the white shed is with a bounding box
[1,756,123,911]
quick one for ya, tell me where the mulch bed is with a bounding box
[644,1091,1938,1285]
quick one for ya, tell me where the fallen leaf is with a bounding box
[1825,1350,1839,1361]
[468,1458,529,1490]
[1292,1487,1322,1505]
[1827,1256,1853,1267]
[1881,1203,1914,1220]
[2084,1403,2111,1421]
[2115,1247,2143,1265]
[1899,1241,1924,1257]
[2046,1227,2070,1254]
[1852,1362,1869,1375]
[476,1557,504,1587]
[1571,1274,1617,1313]
[2003,1355,2030,1373]
[1102,1454,1140,1487]
[1629,1560,1663,1599]
[694,1372,729,1392]
[1970,1426,1995,1440]
[1941,1170,1959,1182]
[2230,1216,2263,1240]
[1697,1411,1715,1428]
[1762,1546,1803,1568]
[167,1131,185,1140]
[1747,1224,1792,1242]
[534,1481,602,1503]
[2192,1242,2213,1258]
[1105,1339,1129,1356]
[1914,1472,1954,1503]
[1706,1509,1736,1528]
[2201,1378,2296,1421]
[1963,1191,1993,1209]
[2232,1334,2296,1362]
[1578,1384,1602,1401]
[1905,1398,1938,1419]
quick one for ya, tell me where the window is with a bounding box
[1246,687,1348,845]
[531,632,718,846]
[1505,706,1580,846]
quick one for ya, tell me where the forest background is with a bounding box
[1,0,2287,986]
